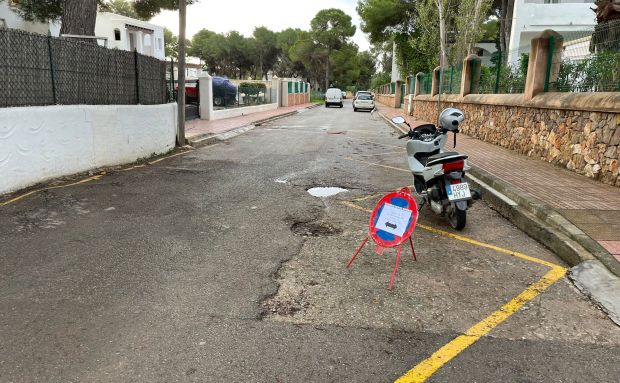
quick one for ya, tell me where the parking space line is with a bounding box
[0,173,106,207]
[0,148,198,208]
[396,266,567,383]
[341,199,567,382]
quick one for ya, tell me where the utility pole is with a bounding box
[177,0,186,146]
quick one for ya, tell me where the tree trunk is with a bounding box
[324,49,331,91]
[60,0,97,41]
[436,0,447,66]
[499,0,514,54]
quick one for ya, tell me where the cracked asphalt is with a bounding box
[1,100,619,382]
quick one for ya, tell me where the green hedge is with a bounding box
[240,82,267,96]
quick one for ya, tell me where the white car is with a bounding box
[325,88,343,108]
[354,90,373,101]
[353,93,375,112]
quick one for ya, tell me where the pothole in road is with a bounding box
[307,187,348,197]
[291,221,342,237]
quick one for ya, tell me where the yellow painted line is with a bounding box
[342,199,567,382]
[0,173,106,207]
[342,201,562,269]
[345,157,410,173]
[0,148,197,207]
[416,224,562,268]
[395,266,567,383]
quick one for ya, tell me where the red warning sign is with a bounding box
[346,187,419,290]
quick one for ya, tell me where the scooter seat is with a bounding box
[426,152,468,167]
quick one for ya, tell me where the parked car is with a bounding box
[353,93,375,112]
[174,80,199,104]
[213,76,238,106]
[354,90,373,102]
[325,88,343,108]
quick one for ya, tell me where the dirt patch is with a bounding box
[290,222,342,237]
[263,286,310,316]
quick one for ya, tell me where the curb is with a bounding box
[379,110,620,325]
[187,105,320,148]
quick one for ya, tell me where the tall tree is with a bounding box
[133,0,196,19]
[453,0,493,62]
[60,0,98,38]
[7,0,195,38]
[491,0,514,54]
[8,0,98,37]
[274,28,305,78]
[99,0,143,19]
[252,27,278,80]
[164,28,178,58]
[310,8,356,90]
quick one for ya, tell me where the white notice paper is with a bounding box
[375,203,412,237]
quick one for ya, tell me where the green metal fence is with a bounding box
[549,20,620,92]
[439,65,463,94]
[478,47,529,94]
[418,74,432,95]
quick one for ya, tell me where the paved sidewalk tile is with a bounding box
[185,103,317,138]
[375,103,620,262]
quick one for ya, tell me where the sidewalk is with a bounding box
[374,103,620,267]
[185,103,317,139]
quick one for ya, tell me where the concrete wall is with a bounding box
[401,93,620,187]
[0,103,177,195]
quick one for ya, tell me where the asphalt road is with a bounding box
[1,100,619,382]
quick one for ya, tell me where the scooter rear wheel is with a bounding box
[448,208,466,230]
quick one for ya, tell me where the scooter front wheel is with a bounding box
[448,207,466,230]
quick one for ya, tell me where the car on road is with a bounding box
[341,91,347,99]
[353,93,375,112]
[354,90,373,102]
[325,88,343,108]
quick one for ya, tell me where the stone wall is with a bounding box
[376,94,395,107]
[406,94,620,187]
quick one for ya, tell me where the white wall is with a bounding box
[0,3,49,34]
[0,104,176,195]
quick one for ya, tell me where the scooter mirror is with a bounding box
[391,116,406,124]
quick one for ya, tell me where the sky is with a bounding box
[150,0,371,52]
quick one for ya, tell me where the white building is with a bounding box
[91,12,165,60]
[0,2,48,34]
[508,0,596,64]
[0,5,165,60]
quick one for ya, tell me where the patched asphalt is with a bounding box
[1,101,619,382]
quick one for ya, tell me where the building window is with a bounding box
[0,18,6,28]
[158,38,163,50]
[114,28,121,41]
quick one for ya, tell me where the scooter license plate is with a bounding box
[446,182,471,201]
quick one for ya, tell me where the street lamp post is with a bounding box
[177,0,186,146]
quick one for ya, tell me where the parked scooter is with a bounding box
[392,108,480,230]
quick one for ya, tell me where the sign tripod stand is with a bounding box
[346,187,419,290]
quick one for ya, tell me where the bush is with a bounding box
[239,82,266,96]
